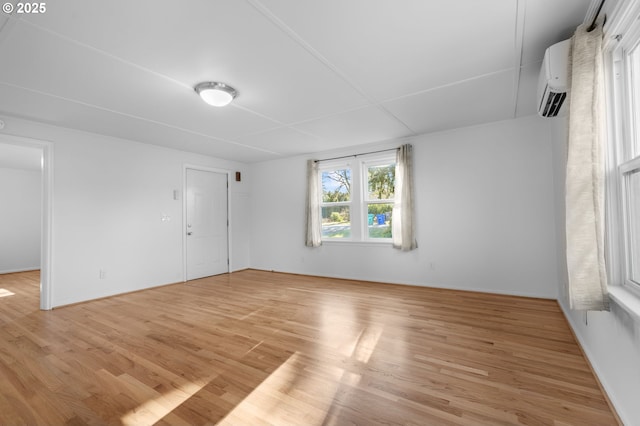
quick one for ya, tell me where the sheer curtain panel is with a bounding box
[305,159,322,247]
[566,20,609,310]
[392,144,418,251]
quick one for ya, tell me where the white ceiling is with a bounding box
[0,0,593,163]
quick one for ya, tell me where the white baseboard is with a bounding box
[0,267,40,274]
[249,267,556,300]
[558,300,627,426]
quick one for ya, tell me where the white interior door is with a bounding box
[186,169,228,280]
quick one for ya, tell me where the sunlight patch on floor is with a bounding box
[0,288,15,298]
[118,323,383,425]
[352,325,383,364]
[120,380,207,425]
[218,351,336,425]
[120,341,267,425]
[219,325,384,425]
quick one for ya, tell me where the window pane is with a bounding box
[632,46,640,157]
[322,169,351,202]
[322,206,351,238]
[367,164,395,200]
[628,169,640,283]
[367,203,393,238]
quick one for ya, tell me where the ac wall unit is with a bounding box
[537,39,570,117]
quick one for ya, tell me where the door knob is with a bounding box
[187,231,193,236]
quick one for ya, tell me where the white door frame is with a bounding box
[0,134,54,310]
[182,164,231,281]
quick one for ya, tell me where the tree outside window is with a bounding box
[321,169,352,238]
[318,155,396,242]
[366,164,395,239]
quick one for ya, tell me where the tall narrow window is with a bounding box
[624,167,640,284]
[619,31,640,291]
[321,168,352,239]
[365,163,395,239]
[605,1,640,294]
[631,42,640,156]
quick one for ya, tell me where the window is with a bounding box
[365,163,395,239]
[319,154,396,242]
[606,2,640,292]
[623,165,640,283]
[321,168,352,239]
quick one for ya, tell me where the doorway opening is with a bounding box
[0,135,53,310]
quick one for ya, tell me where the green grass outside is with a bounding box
[322,223,391,239]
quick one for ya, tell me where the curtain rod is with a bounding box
[314,147,398,163]
[587,0,605,32]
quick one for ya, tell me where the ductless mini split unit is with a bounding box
[537,39,570,118]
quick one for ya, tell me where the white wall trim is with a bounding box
[182,164,231,281]
[0,267,40,274]
[558,301,628,425]
[254,268,557,300]
[0,134,53,310]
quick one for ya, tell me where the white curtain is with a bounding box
[392,144,418,251]
[566,20,609,310]
[305,159,322,247]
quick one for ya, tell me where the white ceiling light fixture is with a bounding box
[194,82,238,107]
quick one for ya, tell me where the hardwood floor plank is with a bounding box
[0,270,619,425]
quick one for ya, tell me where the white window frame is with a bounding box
[619,158,640,289]
[604,0,640,298]
[318,152,396,244]
[319,160,356,241]
[361,157,396,242]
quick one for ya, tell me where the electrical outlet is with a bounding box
[99,269,106,279]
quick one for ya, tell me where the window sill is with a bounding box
[321,239,393,248]
[608,285,640,322]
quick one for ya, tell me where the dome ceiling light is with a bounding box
[194,82,238,107]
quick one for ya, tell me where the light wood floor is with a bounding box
[0,269,618,425]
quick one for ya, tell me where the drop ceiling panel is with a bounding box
[515,62,541,117]
[62,109,281,164]
[293,106,414,149]
[382,71,516,135]
[233,127,323,156]
[19,0,370,124]
[256,0,518,101]
[0,83,79,125]
[0,83,277,162]
[0,21,281,140]
[520,0,591,66]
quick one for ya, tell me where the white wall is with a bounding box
[250,115,559,298]
[550,117,640,425]
[0,167,41,273]
[0,115,250,307]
